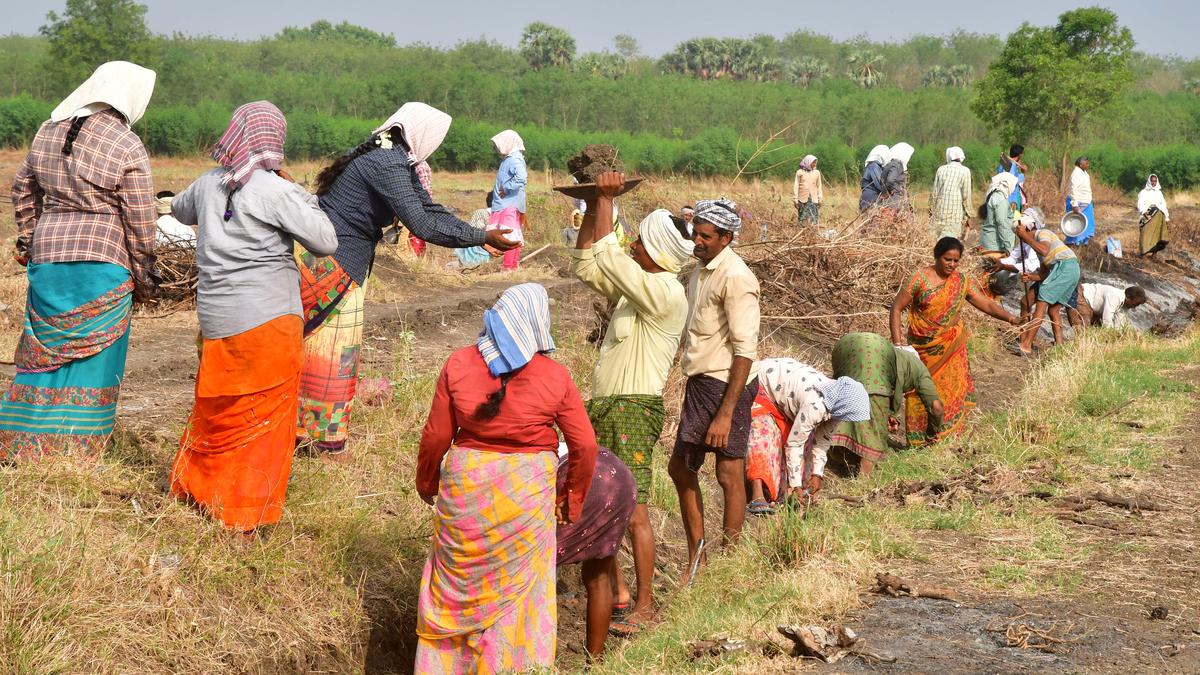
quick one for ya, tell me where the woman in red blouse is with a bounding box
[414,283,597,673]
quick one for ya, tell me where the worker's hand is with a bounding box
[595,171,624,199]
[704,412,733,450]
[1008,314,1022,327]
[13,253,28,267]
[419,491,436,506]
[930,399,945,420]
[1072,205,1081,213]
[805,474,823,495]
[555,501,571,525]
[498,187,505,199]
[1020,272,1040,283]
[274,168,295,183]
[484,229,520,251]
[888,416,900,433]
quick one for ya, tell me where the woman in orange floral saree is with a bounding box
[890,237,1019,446]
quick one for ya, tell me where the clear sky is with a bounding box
[2,0,1193,58]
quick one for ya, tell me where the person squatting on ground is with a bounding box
[570,171,692,631]
[829,333,944,476]
[668,198,761,582]
[414,283,598,673]
[2,61,159,459]
[297,103,518,460]
[744,358,870,515]
[890,238,1019,445]
[169,101,338,532]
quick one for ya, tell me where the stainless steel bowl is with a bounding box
[1060,212,1088,238]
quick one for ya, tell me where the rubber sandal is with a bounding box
[1005,342,1032,358]
[747,499,775,516]
[611,601,631,620]
[608,617,645,638]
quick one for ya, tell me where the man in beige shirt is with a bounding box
[668,197,761,582]
[570,172,692,629]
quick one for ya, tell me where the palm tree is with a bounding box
[922,65,949,87]
[922,64,974,88]
[1183,78,1200,95]
[519,22,576,70]
[846,50,886,88]
[948,64,973,88]
[789,57,829,88]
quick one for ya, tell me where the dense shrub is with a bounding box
[0,95,52,147]
[3,96,1199,190]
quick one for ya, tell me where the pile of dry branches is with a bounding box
[743,206,933,345]
[154,240,198,305]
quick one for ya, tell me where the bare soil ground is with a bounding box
[822,375,1200,674]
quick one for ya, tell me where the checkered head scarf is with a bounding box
[212,101,287,191]
[819,376,871,422]
[693,197,742,233]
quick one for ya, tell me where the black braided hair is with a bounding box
[474,368,522,421]
[223,189,236,222]
[61,117,87,156]
[313,128,407,196]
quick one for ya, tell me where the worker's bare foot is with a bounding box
[320,449,352,465]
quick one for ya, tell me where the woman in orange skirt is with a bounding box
[890,237,1019,445]
[168,102,338,531]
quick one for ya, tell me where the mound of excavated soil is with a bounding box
[567,144,626,183]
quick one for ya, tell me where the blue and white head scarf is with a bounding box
[819,376,871,422]
[477,283,555,377]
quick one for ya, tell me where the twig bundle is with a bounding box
[743,206,933,345]
[154,239,198,305]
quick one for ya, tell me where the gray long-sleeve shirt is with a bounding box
[171,168,338,339]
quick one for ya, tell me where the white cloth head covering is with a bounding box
[50,61,156,126]
[1018,206,1047,230]
[799,154,818,171]
[945,146,965,163]
[155,193,173,216]
[865,144,891,166]
[890,142,915,170]
[819,376,871,422]
[693,197,742,233]
[989,172,1020,197]
[491,129,525,156]
[638,209,694,273]
[372,102,452,164]
[1144,173,1161,191]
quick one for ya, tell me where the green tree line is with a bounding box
[3,94,1195,191]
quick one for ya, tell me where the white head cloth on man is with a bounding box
[638,209,694,273]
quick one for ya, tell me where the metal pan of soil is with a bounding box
[552,177,645,200]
